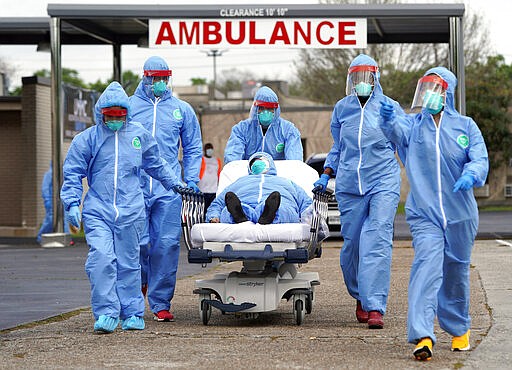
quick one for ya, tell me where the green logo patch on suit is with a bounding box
[173,109,183,120]
[132,137,141,149]
[275,143,285,153]
[456,134,469,148]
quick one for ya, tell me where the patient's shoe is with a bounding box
[258,191,281,225]
[367,311,384,329]
[413,337,433,361]
[356,300,368,323]
[121,315,145,330]
[93,315,119,334]
[225,192,248,223]
[154,310,175,322]
[451,330,470,351]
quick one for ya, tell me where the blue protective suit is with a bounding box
[37,164,69,243]
[224,86,303,163]
[129,56,203,314]
[206,152,312,223]
[60,81,179,321]
[323,54,403,314]
[379,67,489,344]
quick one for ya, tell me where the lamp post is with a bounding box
[202,49,227,98]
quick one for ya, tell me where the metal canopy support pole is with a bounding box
[113,43,122,83]
[50,16,64,234]
[449,16,465,115]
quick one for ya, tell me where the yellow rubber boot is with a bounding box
[452,330,470,351]
[413,337,433,361]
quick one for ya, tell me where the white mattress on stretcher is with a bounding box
[191,160,319,251]
[191,221,311,250]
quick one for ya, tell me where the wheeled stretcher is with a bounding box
[180,160,329,325]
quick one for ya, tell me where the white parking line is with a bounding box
[495,239,512,248]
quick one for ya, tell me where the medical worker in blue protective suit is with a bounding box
[60,81,181,334]
[129,56,202,322]
[224,86,303,163]
[313,54,405,329]
[36,162,71,244]
[379,67,488,361]
[206,152,312,224]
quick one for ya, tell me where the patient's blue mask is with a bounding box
[258,110,274,127]
[355,82,372,97]
[152,80,167,97]
[423,90,444,115]
[105,120,124,131]
[250,159,268,175]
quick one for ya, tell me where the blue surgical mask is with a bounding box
[105,120,124,131]
[250,160,268,175]
[152,80,167,97]
[258,110,274,127]
[423,90,444,115]
[355,82,373,97]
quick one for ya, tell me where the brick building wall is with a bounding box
[0,99,23,227]
[0,77,52,237]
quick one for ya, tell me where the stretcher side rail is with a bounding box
[180,188,205,251]
[181,188,330,263]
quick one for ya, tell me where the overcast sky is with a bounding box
[0,0,510,90]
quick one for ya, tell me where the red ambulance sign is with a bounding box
[149,18,367,49]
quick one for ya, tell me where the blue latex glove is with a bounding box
[187,181,200,193]
[313,173,330,192]
[380,101,395,123]
[453,174,475,192]
[67,204,81,228]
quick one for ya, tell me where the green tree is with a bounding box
[34,68,89,88]
[291,0,491,105]
[191,77,207,85]
[119,70,141,96]
[465,55,512,169]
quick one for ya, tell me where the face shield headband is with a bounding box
[101,107,127,117]
[254,100,279,109]
[346,65,378,96]
[143,70,172,78]
[410,75,448,113]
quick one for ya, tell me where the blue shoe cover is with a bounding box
[93,315,119,334]
[121,316,145,330]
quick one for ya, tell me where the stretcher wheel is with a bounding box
[199,294,212,325]
[293,295,305,326]
[305,293,313,314]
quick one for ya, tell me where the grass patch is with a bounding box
[478,205,512,212]
[396,203,405,215]
[0,308,88,334]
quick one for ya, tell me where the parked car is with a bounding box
[305,153,341,231]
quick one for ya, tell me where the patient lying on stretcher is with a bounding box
[206,152,312,224]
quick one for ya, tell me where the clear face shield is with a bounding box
[143,69,173,97]
[251,100,279,127]
[249,155,271,175]
[345,65,378,97]
[411,74,448,114]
